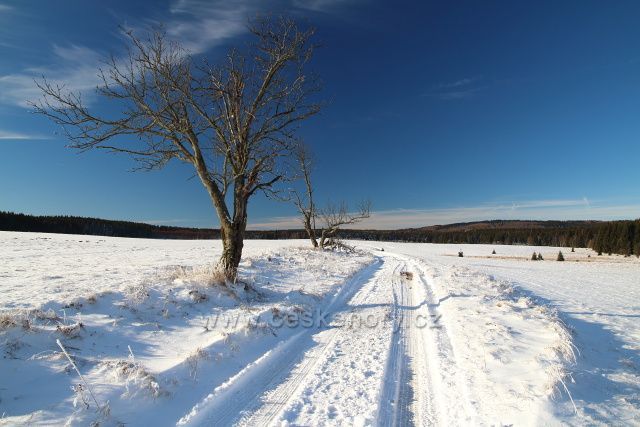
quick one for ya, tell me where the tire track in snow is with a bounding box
[235,322,342,425]
[410,259,478,425]
[239,257,396,426]
[378,259,413,425]
[378,258,437,426]
[178,259,383,426]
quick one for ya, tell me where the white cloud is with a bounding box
[248,199,640,230]
[164,0,356,54]
[165,0,250,54]
[0,0,357,108]
[0,130,50,140]
[0,44,103,107]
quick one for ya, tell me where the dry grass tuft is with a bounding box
[0,312,18,330]
[101,359,167,399]
[171,265,227,288]
[186,347,209,380]
[56,322,85,338]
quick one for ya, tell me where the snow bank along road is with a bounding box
[1,232,639,426]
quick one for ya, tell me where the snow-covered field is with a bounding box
[1,231,638,426]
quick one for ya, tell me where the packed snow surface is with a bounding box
[1,231,638,426]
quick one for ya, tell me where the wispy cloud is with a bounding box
[164,0,250,54]
[0,129,51,140]
[0,4,13,12]
[0,44,103,107]
[164,0,355,54]
[1,0,356,108]
[434,77,480,90]
[248,198,640,230]
[425,76,487,100]
[292,0,354,12]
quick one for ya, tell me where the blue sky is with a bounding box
[1,0,639,229]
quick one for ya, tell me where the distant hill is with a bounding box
[407,219,602,232]
[1,211,639,256]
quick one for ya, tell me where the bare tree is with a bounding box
[33,16,322,281]
[318,200,371,249]
[292,143,370,249]
[291,142,318,247]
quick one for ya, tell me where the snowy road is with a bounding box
[179,254,451,426]
[180,251,566,426]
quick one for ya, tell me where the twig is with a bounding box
[56,339,101,410]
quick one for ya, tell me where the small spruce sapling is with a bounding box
[557,251,565,261]
[531,252,538,261]
[537,252,544,261]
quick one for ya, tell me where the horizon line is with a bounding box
[2,209,639,232]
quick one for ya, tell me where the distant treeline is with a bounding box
[0,211,219,239]
[338,219,640,256]
[0,211,309,240]
[1,212,639,256]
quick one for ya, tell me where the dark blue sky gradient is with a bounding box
[1,0,639,228]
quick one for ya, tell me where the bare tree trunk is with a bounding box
[304,216,318,248]
[220,223,245,282]
[292,142,319,248]
[219,185,249,282]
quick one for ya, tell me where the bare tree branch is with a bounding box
[318,200,371,249]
